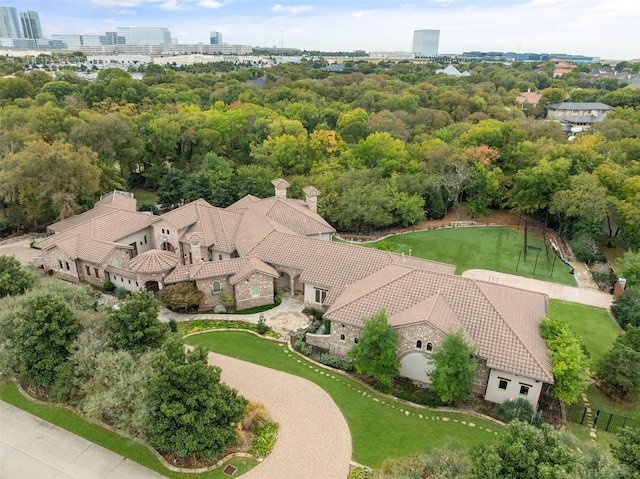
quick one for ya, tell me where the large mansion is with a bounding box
[36,179,553,407]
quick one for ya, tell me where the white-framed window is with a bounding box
[339,334,345,341]
[315,288,327,304]
[416,340,423,349]
[212,281,221,294]
[498,378,510,390]
[426,342,433,352]
[251,284,259,297]
[519,383,531,396]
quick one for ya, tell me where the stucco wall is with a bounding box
[115,227,154,256]
[484,369,543,406]
[304,282,329,307]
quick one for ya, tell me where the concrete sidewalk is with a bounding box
[0,400,165,479]
[462,269,613,309]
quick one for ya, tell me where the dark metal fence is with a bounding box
[568,405,640,433]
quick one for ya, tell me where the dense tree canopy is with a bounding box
[144,337,247,459]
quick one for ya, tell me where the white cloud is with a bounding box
[113,8,137,14]
[197,0,223,8]
[272,4,312,14]
[92,0,147,6]
[159,0,183,10]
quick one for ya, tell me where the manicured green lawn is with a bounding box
[186,331,503,468]
[0,382,257,479]
[548,299,621,364]
[340,227,576,286]
[583,383,640,420]
[131,187,158,205]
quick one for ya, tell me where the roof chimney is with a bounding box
[271,178,290,199]
[302,186,321,213]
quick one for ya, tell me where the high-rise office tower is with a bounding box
[210,31,222,45]
[412,29,440,57]
[20,10,42,39]
[0,6,22,38]
[116,26,172,45]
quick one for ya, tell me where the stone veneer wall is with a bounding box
[195,277,233,311]
[395,323,446,358]
[42,246,80,283]
[234,272,275,310]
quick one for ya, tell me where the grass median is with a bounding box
[186,330,503,468]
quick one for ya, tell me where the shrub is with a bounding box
[570,233,604,265]
[114,287,129,299]
[248,422,278,458]
[349,467,372,479]
[103,281,115,292]
[29,238,36,248]
[158,282,203,312]
[307,319,322,334]
[495,398,543,427]
[318,353,354,371]
[256,314,269,335]
[395,390,444,408]
[274,294,282,306]
[242,402,272,432]
[218,291,234,306]
[294,339,312,356]
[168,319,177,333]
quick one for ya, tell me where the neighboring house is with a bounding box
[435,65,470,77]
[36,178,553,407]
[546,102,614,130]
[516,89,542,107]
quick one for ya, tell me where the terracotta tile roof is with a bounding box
[163,256,277,284]
[516,91,542,105]
[230,256,278,284]
[226,194,260,213]
[248,231,455,304]
[47,206,119,233]
[129,249,178,273]
[162,200,242,253]
[36,208,157,263]
[105,264,138,279]
[324,267,552,383]
[95,190,137,211]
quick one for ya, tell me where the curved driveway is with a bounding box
[207,351,352,479]
[462,269,613,309]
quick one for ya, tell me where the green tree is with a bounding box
[107,290,168,354]
[39,81,79,102]
[336,107,369,144]
[348,309,399,393]
[428,330,477,405]
[143,337,247,459]
[615,250,640,290]
[15,293,78,388]
[0,255,32,298]
[540,318,590,405]
[596,338,640,401]
[611,289,640,330]
[157,167,186,210]
[612,428,640,477]
[509,158,570,215]
[471,421,580,479]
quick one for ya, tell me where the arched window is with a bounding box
[340,334,345,341]
[212,281,221,294]
[218,254,223,260]
[112,258,121,268]
[426,342,433,352]
[251,284,259,297]
[416,340,423,349]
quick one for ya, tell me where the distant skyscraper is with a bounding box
[116,27,172,45]
[20,10,42,39]
[412,29,440,57]
[210,31,222,45]
[0,6,22,38]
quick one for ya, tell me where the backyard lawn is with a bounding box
[0,382,257,479]
[340,226,577,286]
[547,299,621,364]
[131,187,159,205]
[185,331,503,468]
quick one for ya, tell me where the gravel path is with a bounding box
[206,351,352,479]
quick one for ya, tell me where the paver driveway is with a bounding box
[207,351,352,479]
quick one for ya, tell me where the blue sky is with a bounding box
[16,0,640,59]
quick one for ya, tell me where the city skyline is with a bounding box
[6,0,640,59]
